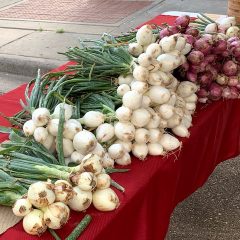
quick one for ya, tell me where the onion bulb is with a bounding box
[135,128,149,143]
[146,43,162,58]
[27,181,55,208]
[53,103,73,121]
[71,151,84,164]
[122,90,143,110]
[108,144,125,159]
[82,111,104,128]
[54,180,73,204]
[63,119,82,140]
[47,119,59,137]
[138,53,153,67]
[114,121,135,141]
[159,134,181,151]
[132,142,148,160]
[115,106,132,122]
[32,108,50,127]
[71,172,97,191]
[96,173,111,189]
[93,188,119,211]
[68,186,92,211]
[149,129,163,143]
[148,86,171,105]
[131,81,148,94]
[96,123,115,142]
[117,84,130,96]
[118,74,134,85]
[43,202,70,229]
[172,125,190,138]
[133,65,149,82]
[33,127,48,143]
[128,43,143,57]
[131,108,151,127]
[102,153,114,168]
[114,140,132,153]
[82,154,103,175]
[23,209,47,235]
[12,197,32,217]
[92,143,105,158]
[148,143,164,155]
[136,25,153,46]
[23,120,36,136]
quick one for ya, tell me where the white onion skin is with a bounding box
[122,90,143,110]
[93,188,119,212]
[71,151,84,164]
[131,81,148,94]
[131,108,151,127]
[177,81,198,98]
[184,93,197,103]
[146,43,162,58]
[115,152,131,166]
[158,104,175,120]
[114,122,135,141]
[91,143,105,158]
[47,119,59,137]
[117,84,130,96]
[148,86,171,105]
[157,53,180,72]
[43,202,70,229]
[149,129,163,143]
[167,114,182,128]
[159,134,181,151]
[96,123,115,142]
[68,186,92,212]
[148,59,160,72]
[62,138,74,158]
[133,65,149,82]
[23,120,36,136]
[54,180,73,204]
[128,43,143,57]
[53,103,73,121]
[146,114,161,130]
[102,153,115,168]
[82,111,104,128]
[72,172,97,191]
[226,26,239,38]
[34,127,48,143]
[160,35,177,53]
[172,125,190,138]
[32,108,50,127]
[82,154,103,175]
[115,106,132,122]
[114,140,132,153]
[73,130,97,155]
[23,209,47,236]
[148,143,164,156]
[12,197,32,217]
[96,174,111,190]
[118,74,134,85]
[108,144,125,159]
[142,95,151,108]
[138,53,153,67]
[136,25,153,46]
[132,142,148,160]
[135,128,150,143]
[63,119,82,140]
[42,134,54,151]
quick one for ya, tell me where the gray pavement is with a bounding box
[0,1,240,240]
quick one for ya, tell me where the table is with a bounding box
[0,15,240,240]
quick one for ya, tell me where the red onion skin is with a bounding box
[209,82,223,101]
[204,54,216,63]
[212,62,222,72]
[189,64,201,73]
[198,97,208,103]
[187,50,204,64]
[183,34,195,45]
[159,28,171,39]
[230,42,240,58]
[199,61,208,72]
[221,50,229,58]
[222,60,238,76]
[194,38,212,55]
[236,83,240,90]
[229,87,239,99]
[227,37,240,44]
[198,72,213,87]
[214,40,227,52]
[181,62,189,71]
[222,87,232,99]
[174,15,190,28]
[228,76,239,86]
[197,88,209,98]
[168,25,181,34]
[185,27,199,37]
[206,65,218,80]
[186,71,198,82]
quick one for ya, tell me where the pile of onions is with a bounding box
[178,16,240,102]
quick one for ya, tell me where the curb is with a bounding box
[0,54,66,78]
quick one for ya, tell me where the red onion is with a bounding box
[181,62,189,71]
[198,72,213,86]
[199,60,208,72]
[227,37,240,44]
[174,15,190,28]
[204,54,216,63]
[222,60,238,76]
[187,50,204,64]
[230,87,239,99]
[189,64,201,73]
[212,62,222,72]
[159,28,171,39]
[221,50,229,57]
[209,82,223,101]
[186,71,197,82]
[206,65,218,80]
[228,76,239,86]
[198,97,208,103]
[236,83,240,90]
[230,42,240,58]
[185,27,199,37]
[197,88,209,98]
[194,38,212,55]
[222,87,232,99]
[213,39,227,53]
[168,25,181,34]
[183,34,195,45]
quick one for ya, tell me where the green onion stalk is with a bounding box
[191,13,216,32]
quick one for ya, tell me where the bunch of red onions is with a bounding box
[169,16,240,103]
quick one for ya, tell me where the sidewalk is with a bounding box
[1,1,239,240]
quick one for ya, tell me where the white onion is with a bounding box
[128,42,143,57]
[175,36,186,51]
[131,108,151,127]
[226,26,239,37]
[148,71,163,85]
[23,120,36,136]
[181,43,192,55]
[167,114,182,128]
[131,80,148,94]
[96,173,111,189]
[82,154,103,175]
[165,76,179,91]
[96,123,115,142]
[160,35,177,53]
[157,53,180,72]
[117,84,130,96]
[33,127,48,143]
[115,106,132,122]
[145,113,160,129]
[149,129,163,143]
[133,65,149,82]
[93,188,119,211]
[159,134,181,151]
[23,209,47,235]
[63,119,82,140]
[158,104,174,120]
[43,202,70,229]
[122,90,143,110]
[205,23,218,33]
[136,25,153,46]
[185,102,196,111]
[114,121,135,141]
[177,81,198,98]
[148,86,170,105]
[92,143,105,158]
[138,53,153,67]
[134,128,149,143]
[54,180,73,204]
[148,143,164,155]
[61,138,74,157]
[72,172,97,191]
[27,181,55,208]
[114,140,132,153]
[32,108,50,127]
[142,95,151,108]
[82,111,104,128]
[148,59,160,72]
[108,143,125,159]
[53,103,73,121]
[172,125,190,138]
[181,114,192,129]
[42,134,54,151]
[47,119,59,137]
[115,152,131,166]
[184,93,197,103]
[12,197,32,217]
[218,16,236,29]
[146,43,162,58]
[132,142,148,160]
[68,186,92,211]
[71,151,85,164]
[73,130,97,154]
[118,74,134,85]
[102,153,114,168]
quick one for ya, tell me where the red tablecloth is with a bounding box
[0,15,240,240]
